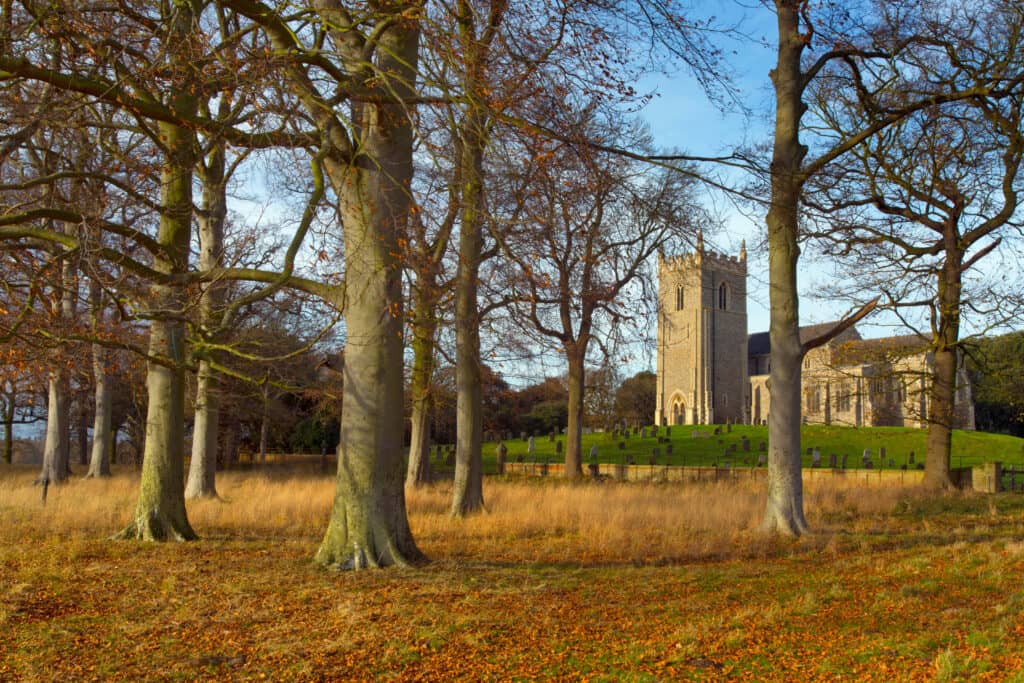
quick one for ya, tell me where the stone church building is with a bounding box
[654,237,975,429]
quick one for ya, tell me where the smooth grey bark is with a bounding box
[2,387,13,464]
[312,8,423,569]
[87,348,112,479]
[186,133,228,499]
[39,369,70,484]
[451,0,506,515]
[116,2,198,541]
[405,301,436,487]
[761,0,811,536]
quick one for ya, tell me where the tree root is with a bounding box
[113,509,198,542]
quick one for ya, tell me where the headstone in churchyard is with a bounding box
[618,441,625,451]
[589,444,599,462]
[841,454,849,470]
[864,459,873,469]
[649,448,659,465]
[562,427,567,435]
[528,436,536,458]
[703,431,711,439]
[862,448,872,467]
[727,423,732,433]
[880,446,887,462]
[759,441,767,451]
[555,440,563,454]
[624,431,630,440]
[728,443,737,454]
[757,453,766,467]
[714,427,721,436]
[549,431,555,442]
[658,436,665,444]
[521,431,527,441]
[742,436,750,452]
[692,430,699,439]
[900,463,907,470]
[806,447,813,455]
[908,451,915,465]
[516,453,524,463]
[445,451,455,466]
[626,454,634,465]
[828,453,837,469]
[666,426,672,437]
[812,448,821,468]
[641,427,648,439]
[666,443,673,455]
[888,458,895,467]
[916,462,924,470]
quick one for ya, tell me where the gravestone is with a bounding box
[908,451,915,465]
[589,444,599,462]
[828,453,837,469]
[555,441,562,454]
[728,443,737,454]
[726,423,732,433]
[658,436,665,444]
[759,441,767,452]
[812,448,821,468]
[757,453,766,467]
[549,431,555,442]
[806,447,814,455]
[521,431,527,441]
[641,428,648,439]
[633,427,639,435]
[666,443,673,455]
[618,441,625,451]
[692,430,699,440]
[649,448,659,465]
[666,427,671,437]
[714,427,722,436]
[626,454,635,465]
[841,454,849,470]
[528,436,536,458]
[862,448,872,467]
[741,437,750,452]
[880,446,887,462]
[888,458,895,468]
[445,451,455,467]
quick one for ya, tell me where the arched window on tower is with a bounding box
[675,285,684,311]
[718,282,729,310]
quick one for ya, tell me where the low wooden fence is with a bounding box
[502,461,927,486]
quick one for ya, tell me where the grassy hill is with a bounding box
[427,424,1024,474]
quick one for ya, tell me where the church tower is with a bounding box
[655,234,748,425]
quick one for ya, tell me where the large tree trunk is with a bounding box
[116,7,198,539]
[563,345,585,478]
[88,340,112,477]
[450,2,494,515]
[39,369,70,484]
[405,300,436,487]
[2,388,13,464]
[76,399,89,467]
[924,248,961,489]
[314,15,423,569]
[760,0,810,536]
[186,136,228,499]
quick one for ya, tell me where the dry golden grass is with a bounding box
[0,465,922,564]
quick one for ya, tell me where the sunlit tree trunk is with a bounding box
[116,0,199,541]
[563,344,586,478]
[405,297,436,487]
[186,134,228,499]
[87,280,112,478]
[924,246,962,489]
[761,0,810,536]
[314,13,423,569]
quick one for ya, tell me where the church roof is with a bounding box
[747,322,863,356]
[829,333,930,365]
